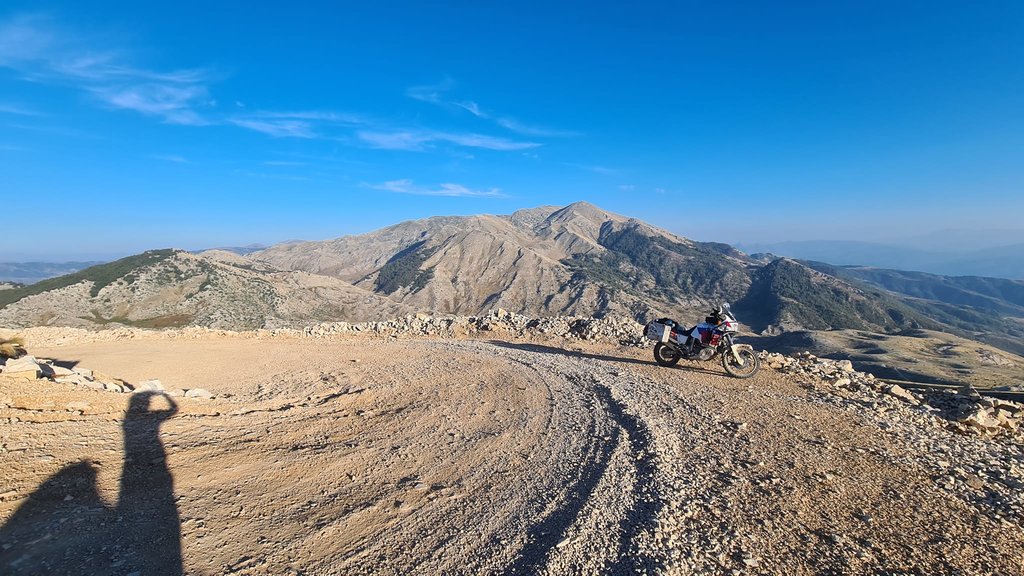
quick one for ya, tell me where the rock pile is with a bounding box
[1,354,130,392]
[0,355,213,399]
[304,309,648,347]
[759,350,1023,436]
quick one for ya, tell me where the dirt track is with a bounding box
[2,334,1023,575]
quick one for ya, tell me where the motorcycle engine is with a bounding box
[697,347,715,361]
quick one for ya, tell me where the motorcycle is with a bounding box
[643,302,761,378]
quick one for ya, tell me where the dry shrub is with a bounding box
[0,337,26,359]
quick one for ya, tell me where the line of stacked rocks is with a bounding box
[303,309,648,347]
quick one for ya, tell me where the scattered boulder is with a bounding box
[50,365,75,377]
[56,374,93,386]
[2,356,43,379]
[960,408,1004,431]
[72,367,94,378]
[885,384,920,406]
[133,379,165,392]
[977,349,1014,367]
[184,388,213,399]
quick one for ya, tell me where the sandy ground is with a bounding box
[1,334,1023,575]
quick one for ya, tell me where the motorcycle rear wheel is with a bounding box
[722,347,760,378]
[653,342,681,367]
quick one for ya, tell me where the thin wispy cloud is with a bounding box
[95,84,210,125]
[229,118,318,138]
[149,154,188,163]
[405,77,454,104]
[263,160,308,167]
[3,121,97,139]
[228,110,367,138]
[496,117,580,138]
[406,78,578,138]
[443,132,540,151]
[239,171,312,182]
[358,130,539,151]
[0,14,56,66]
[565,163,620,176]
[0,16,548,158]
[366,178,505,198]
[0,14,212,125]
[455,100,484,117]
[252,110,365,123]
[0,102,44,116]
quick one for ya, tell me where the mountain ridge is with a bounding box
[738,239,1024,280]
[2,202,1022,363]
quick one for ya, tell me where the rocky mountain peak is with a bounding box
[506,205,561,229]
[543,201,626,229]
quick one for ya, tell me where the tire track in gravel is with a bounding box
[591,382,664,576]
[478,342,669,575]
[483,341,753,574]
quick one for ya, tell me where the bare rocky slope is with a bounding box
[253,202,931,335]
[0,250,412,330]
[254,202,676,319]
[1,323,1022,575]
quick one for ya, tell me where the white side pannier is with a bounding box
[644,321,671,343]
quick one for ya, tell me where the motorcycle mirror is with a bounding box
[722,302,731,310]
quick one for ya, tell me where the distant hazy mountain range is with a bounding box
[1,202,1022,362]
[737,239,1024,280]
[0,246,272,284]
[192,243,269,256]
[0,262,105,285]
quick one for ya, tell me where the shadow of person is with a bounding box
[0,392,183,575]
[117,392,182,573]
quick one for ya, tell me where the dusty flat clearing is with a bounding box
[1,333,1023,575]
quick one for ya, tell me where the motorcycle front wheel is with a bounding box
[653,342,681,367]
[722,347,760,378]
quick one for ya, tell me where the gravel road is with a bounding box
[1,335,1022,575]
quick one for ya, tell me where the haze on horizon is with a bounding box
[2,2,1022,262]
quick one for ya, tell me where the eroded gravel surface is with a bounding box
[1,334,1022,575]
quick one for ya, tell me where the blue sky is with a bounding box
[2,2,1022,260]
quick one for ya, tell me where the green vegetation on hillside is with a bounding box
[0,250,178,309]
[374,241,438,294]
[801,261,1024,356]
[735,258,934,332]
[563,223,750,305]
[82,311,195,329]
[803,261,1024,317]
